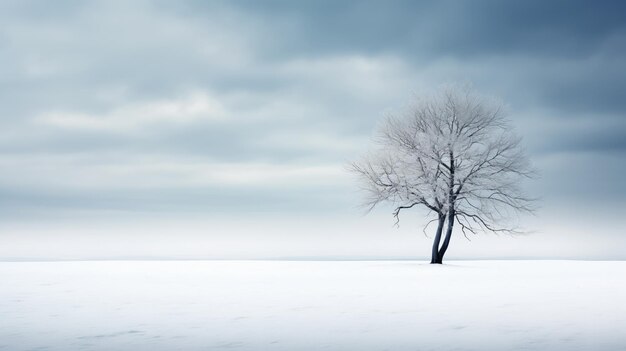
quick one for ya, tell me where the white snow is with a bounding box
[1,260,625,350]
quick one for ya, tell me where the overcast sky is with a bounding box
[1,0,625,260]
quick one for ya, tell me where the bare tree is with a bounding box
[351,85,535,264]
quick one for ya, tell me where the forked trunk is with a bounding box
[435,149,456,264]
[436,210,455,264]
[430,213,445,264]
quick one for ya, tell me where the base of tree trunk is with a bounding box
[430,257,443,264]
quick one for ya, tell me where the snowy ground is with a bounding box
[1,260,625,351]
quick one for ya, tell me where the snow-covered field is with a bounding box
[1,260,625,351]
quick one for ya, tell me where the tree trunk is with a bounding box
[437,210,455,264]
[430,213,445,264]
[436,149,456,264]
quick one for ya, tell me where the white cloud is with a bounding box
[279,54,417,102]
[35,91,228,132]
[0,153,347,190]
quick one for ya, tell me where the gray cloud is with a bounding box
[0,0,625,221]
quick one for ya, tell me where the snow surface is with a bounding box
[1,260,625,350]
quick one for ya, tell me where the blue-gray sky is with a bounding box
[1,0,625,260]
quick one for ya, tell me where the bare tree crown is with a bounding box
[352,85,535,238]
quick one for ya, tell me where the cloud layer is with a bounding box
[1,1,625,255]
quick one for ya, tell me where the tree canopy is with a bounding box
[352,85,535,263]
